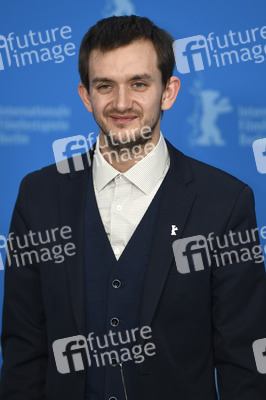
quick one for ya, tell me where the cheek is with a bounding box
[139,93,161,111]
[90,97,106,115]
[90,89,108,106]
[146,88,163,107]
[143,98,162,116]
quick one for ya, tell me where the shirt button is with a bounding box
[116,205,122,212]
[109,397,118,400]
[114,248,120,256]
[110,317,119,327]
[115,174,122,181]
[112,279,122,289]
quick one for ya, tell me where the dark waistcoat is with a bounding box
[84,168,163,400]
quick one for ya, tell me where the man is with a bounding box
[0,15,266,400]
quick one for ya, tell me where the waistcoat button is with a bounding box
[112,279,122,288]
[110,317,119,327]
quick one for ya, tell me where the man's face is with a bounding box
[85,39,166,148]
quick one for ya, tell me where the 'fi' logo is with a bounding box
[172,235,211,274]
[52,134,93,174]
[52,335,91,374]
[0,234,11,270]
[252,338,266,374]
[0,35,11,71]
[173,35,211,74]
[252,138,266,174]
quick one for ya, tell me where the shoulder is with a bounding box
[167,139,247,189]
[166,140,253,207]
[188,153,245,188]
[19,151,92,191]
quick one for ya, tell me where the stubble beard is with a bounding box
[93,106,162,154]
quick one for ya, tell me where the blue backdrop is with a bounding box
[0,0,266,378]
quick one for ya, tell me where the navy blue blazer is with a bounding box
[0,140,266,399]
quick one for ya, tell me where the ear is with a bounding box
[78,82,93,113]
[161,76,181,111]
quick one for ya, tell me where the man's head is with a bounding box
[78,15,180,157]
[79,15,176,92]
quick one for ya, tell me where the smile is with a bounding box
[109,115,137,123]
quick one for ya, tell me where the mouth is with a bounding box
[109,115,138,124]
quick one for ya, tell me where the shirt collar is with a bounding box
[93,132,170,195]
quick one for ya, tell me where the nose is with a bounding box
[113,85,133,112]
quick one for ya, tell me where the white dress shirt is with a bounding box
[92,132,170,259]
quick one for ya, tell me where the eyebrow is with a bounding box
[91,74,154,86]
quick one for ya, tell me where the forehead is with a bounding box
[88,39,160,81]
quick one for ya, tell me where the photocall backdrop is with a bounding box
[0,0,265,373]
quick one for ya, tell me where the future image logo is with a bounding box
[0,26,76,71]
[0,225,76,270]
[53,127,154,174]
[174,25,266,73]
[173,228,265,274]
[53,326,156,374]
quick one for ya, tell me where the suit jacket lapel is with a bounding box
[140,141,197,327]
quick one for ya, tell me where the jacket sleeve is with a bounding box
[212,185,266,399]
[0,175,47,400]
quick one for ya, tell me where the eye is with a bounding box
[97,84,112,90]
[133,82,146,88]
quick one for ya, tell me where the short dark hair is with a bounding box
[78,15,175,91]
